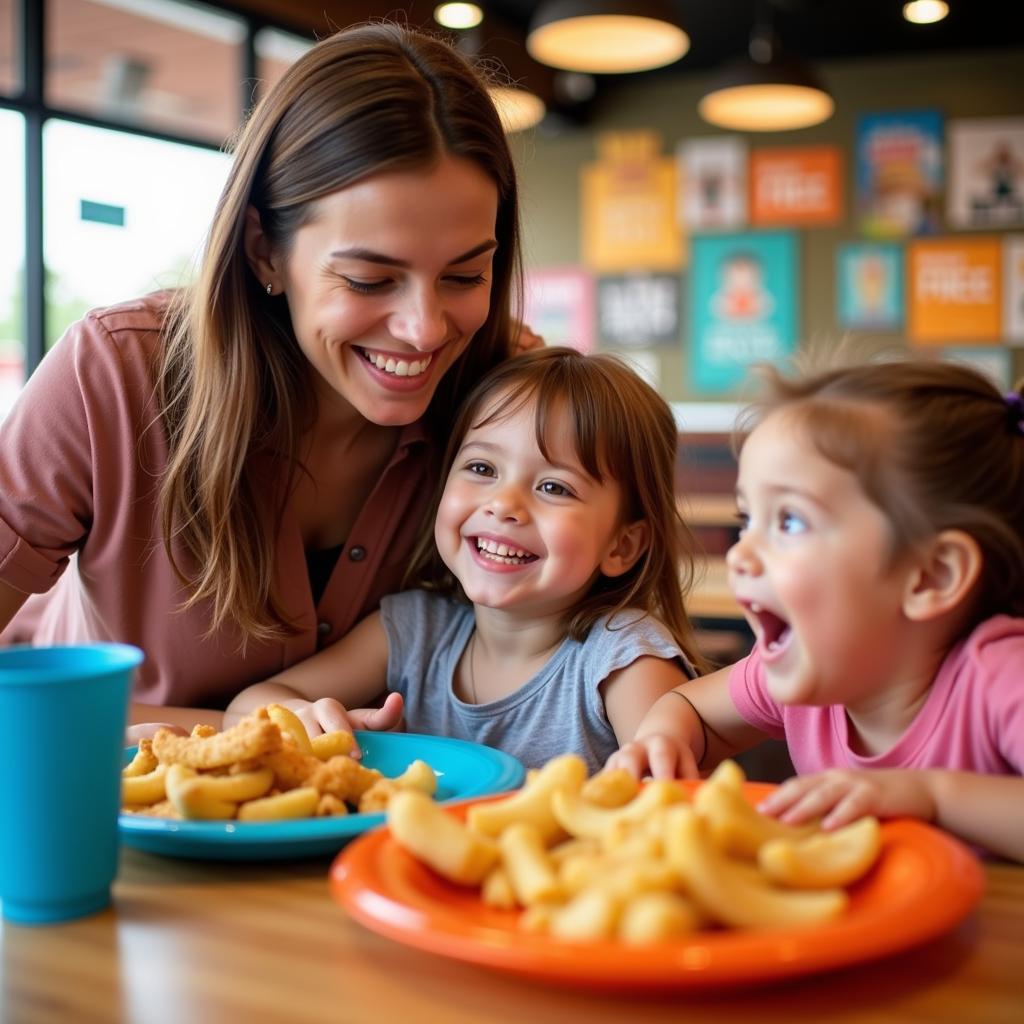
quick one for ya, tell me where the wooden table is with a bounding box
[3,848,1022,1024]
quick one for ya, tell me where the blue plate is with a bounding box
[118,731,523,861]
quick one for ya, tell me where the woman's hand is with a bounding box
[605,733,701,781]
[512,322,545,355]
[757,769,937,830]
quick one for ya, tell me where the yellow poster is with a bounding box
[908,237,1002,343]
[581,131,683,273]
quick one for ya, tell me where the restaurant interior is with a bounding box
[1,2,1022,1020]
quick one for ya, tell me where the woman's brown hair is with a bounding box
[408,347,710,674]
[156,23,521,645]
[741,357,1024,625]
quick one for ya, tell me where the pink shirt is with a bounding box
[729,615,1024,776]
[0,292,435,709]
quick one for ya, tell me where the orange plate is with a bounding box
[329,781,985,992]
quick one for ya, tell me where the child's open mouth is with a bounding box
[747,602,792,660]
[473,537,539,566]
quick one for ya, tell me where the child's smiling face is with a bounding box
[434,391,641,620]
[727,409,917,708]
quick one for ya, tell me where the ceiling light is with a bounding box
[698,17,834,132]
[488,86,547,133]
[902,1,950,25]
[527,0,689,74]
[434,3,484,31]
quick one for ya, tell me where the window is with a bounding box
[0,110,25,418]
[0,0,17,96]
[46,0,245,144]
[254,27,313,105]
[43,119,231,347]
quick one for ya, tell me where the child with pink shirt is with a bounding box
[609,357,1024,862]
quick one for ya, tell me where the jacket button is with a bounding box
[348,545,366,562]
[317,621,331,636]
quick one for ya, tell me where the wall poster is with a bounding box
[749,145,843,227]
[523,266,595,353]
[581,131,682,273]
[856,110,943,238]
[836,242,904,330]
[1004,234,1024,343]
[907,236,1002,344]
[948,117,1024,230]
[689,231,798,395]
[596,273,680,349]
[677,136,747,231]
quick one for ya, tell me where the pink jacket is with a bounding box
[0,293,434,708]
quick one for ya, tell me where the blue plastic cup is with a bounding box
[0,643,143,925]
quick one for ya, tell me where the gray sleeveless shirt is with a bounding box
[379,589,693,773]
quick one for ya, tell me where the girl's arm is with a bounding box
[225,610,391,729]
[760,768,1024,863]
[606,664,766,779]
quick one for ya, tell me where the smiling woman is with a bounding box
[0,22,527,736]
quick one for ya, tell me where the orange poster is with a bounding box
[908,237,1003,344]
[581,131,683,273]
[750,146,843,226]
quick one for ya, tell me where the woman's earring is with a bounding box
[265,282,274,296]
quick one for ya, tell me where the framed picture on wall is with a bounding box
[677,136,747,231]
[1005,234,1024,343]
[688,232,799,395]
[948,117,1024,230]
[836,242,904,330]
[856,110,943,239]
[596,273,680,349]
[523,266,595,353]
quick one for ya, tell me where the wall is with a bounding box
[510,48,1024,401]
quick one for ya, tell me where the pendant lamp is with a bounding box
[698,12,833,132]
[527,0,689,75]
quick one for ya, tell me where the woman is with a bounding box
[0,23,525,732]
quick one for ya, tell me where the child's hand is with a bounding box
[605,734,701,781]
[758,769,937,830]
[274,693,405,759]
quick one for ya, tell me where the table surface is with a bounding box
[2,846,1022,1024]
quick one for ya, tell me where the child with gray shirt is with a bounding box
[228,348,707,772]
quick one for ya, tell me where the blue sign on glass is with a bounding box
[80,200,125,227]
[688,231,798,395]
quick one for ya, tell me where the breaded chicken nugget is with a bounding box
[152,710,281,769]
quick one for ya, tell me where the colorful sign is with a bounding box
[856,110,943,238]
[523,266,595,353]
[581,131,682,273]
[836,243,903,330]
[1005,234,1024,343]
[907,237,1002,344]
[677,136,747,231]
[596,273,680,349]
[689,232,798,395]
[750,146,843,227]
[948,117,1024,230]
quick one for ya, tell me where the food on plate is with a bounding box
[388,790,499,885]
[385,756,883,942]
[121,708,439,822]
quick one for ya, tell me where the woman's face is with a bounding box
[278,155,500,427]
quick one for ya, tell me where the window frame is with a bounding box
[0,0,313,380]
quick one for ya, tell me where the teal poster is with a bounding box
[689,232,798,395]
[837,242,903,330]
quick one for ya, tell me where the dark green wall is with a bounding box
[511,48,1024,401]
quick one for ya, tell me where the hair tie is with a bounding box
[1005,392,1024,437]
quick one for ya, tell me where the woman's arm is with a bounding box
[0,580,28,634]
[760,768,1024,862]
[606,664,766,779]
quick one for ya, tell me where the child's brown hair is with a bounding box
[408,347,708,673]
[741,357,1024,625]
